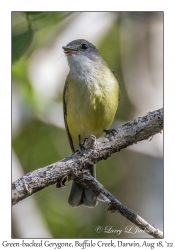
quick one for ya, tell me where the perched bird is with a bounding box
[62,39,120,207]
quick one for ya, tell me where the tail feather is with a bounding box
[68,165,97,207]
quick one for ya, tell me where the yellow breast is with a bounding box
[66,67,119,149]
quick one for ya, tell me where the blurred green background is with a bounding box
[12,12,163,238]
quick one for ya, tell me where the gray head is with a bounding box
[62,39,104,63]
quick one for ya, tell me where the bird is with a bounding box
[62,39,120,207]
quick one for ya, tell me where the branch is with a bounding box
[72,170,163,238]
[12,108,163,238]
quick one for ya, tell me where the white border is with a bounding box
[1,0,175,245]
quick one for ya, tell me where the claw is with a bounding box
[79,143,86,154]
[104,129,117,137]
[84,138,88,144]
[78,134,86,154]
[71,136,88,157]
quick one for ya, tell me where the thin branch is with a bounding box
[72,170,163,238]
[12,108,163,238]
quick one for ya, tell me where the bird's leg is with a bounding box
[70,136,88,157]
[78,134,86,154]
[71,136,95,156]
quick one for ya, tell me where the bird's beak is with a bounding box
[62,46,78,55]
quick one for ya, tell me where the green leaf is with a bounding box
[12,20,33,63]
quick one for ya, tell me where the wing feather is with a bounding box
[63,78,75,152]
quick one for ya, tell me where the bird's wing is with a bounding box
[63,78,75,152]
[112,70,121,102]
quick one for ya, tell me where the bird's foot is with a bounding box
[70,137,88,157]
[79,142,86,154]
[104,129,117,138]
[78,135,88,155]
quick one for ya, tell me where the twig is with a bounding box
[72,170,163,238]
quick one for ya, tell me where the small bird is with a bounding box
[62,39,120,207]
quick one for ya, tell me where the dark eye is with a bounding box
[81,43,88,50]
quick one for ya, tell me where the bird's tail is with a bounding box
[68,165,97,207]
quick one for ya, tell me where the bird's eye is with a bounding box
[81,44,88,50]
